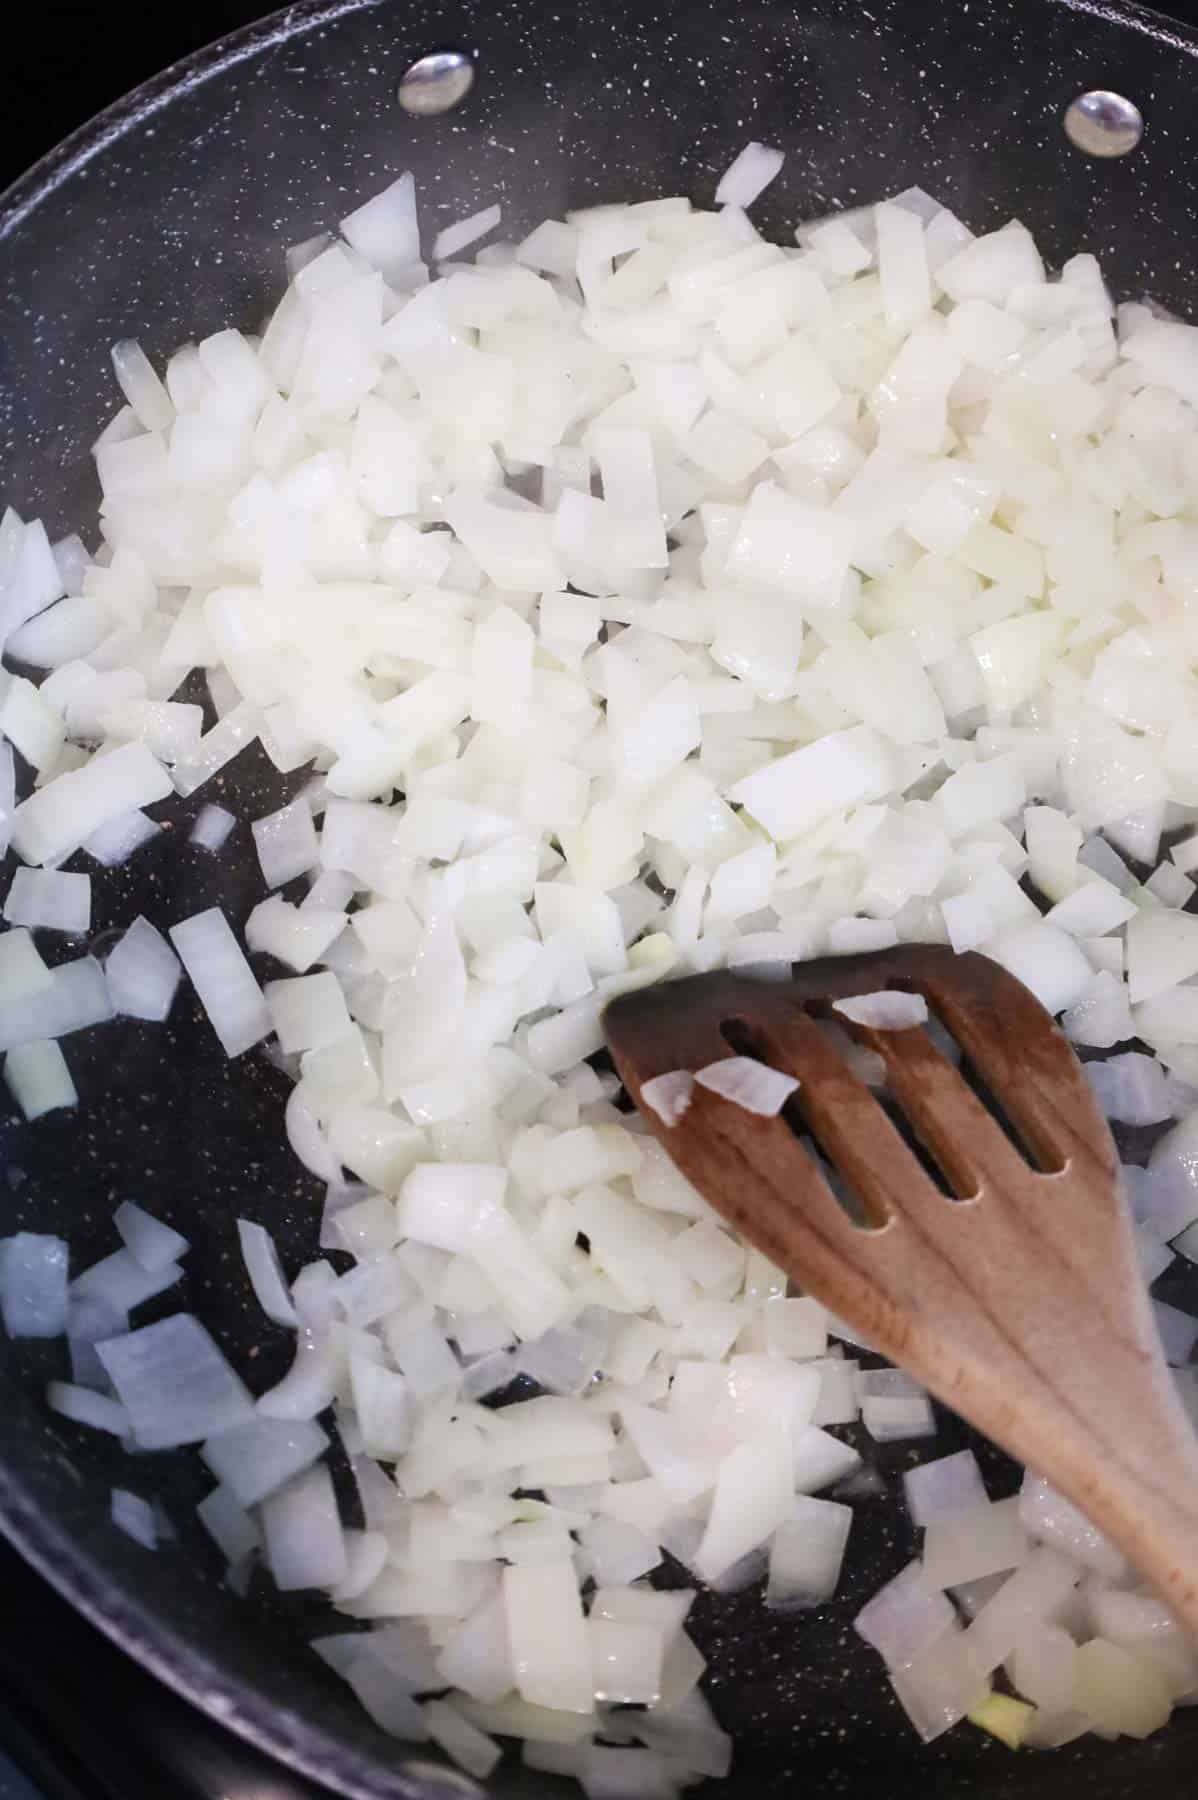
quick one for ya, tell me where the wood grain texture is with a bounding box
[605,947,1198,1636]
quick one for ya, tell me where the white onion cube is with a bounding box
[0,1233,69,1337]
[105,917,181,1023]
[96,1314,255,1448]
[4,1040,77,1120]
[767,1498,852,1608]
[170,908,270,1058]
[3,868,90,934]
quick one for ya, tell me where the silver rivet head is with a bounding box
[397,50,475,116]
[1064,89,1144,157]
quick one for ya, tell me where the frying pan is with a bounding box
[2,0,1198,1794]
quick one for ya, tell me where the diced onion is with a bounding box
[237,1219,299,1327]
[169,907,270,1058]
[261,1463,348,1590]
[833,991,929,1031]
[3,1040,77,1119]
[694,1056,798,1116]
[3,868,91,933]
[105,916,182,1023]
[8,167,1198,1786]
[111,1488,159,1550]
[766,1500,853,1608]
[96,1315,256,1448]
[114,1200,189,1272]
[47,1380,130,1436]
[71,1248,182,1312]
[190,804,236,851]
[433,205,502,262]
[202,1415,328,1506]
[0,1233,69,1337]
[714,142,785,209]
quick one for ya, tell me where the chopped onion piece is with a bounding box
[71,1248,181,1312]
[903,1450,987,1527]
[0,1233,68,1338]
[0,958,113,1052]
[589,1616,664,1705]
[84,808,160,868]
[266,972,352,1054]
[576,1517,661,1587]
[96,1314,255,1448]
[855,1560,957,1667]
[170,907,270,1058]
[252,798,319,890]
[256,1328,338,1421]
[105,916,182,1023]
[639,1069,694,1126]
[889,1622,988,1744]
[261,1463,348,1591]
[197,1483,262,1565]
[433,206,502,261]
[202,1416,328,1506]
[111,1488,158,1550]
[190,804,236,852]
[4,867,91,935]
[237,1219,299,1327]
[11,740,171,867]
[1073,1638,1172,1740]
[922,1497,1027,1588]
[1018,1472,1126,1578]
[4,1040,77,1119]
[332,1529,389,1602]
[714,142,785,208]
[341,1648,432,1739]
[861,1389,936,1442]
[67,1295,127,1389]
[111,340,174,431]
[114,1200,189,1272]
[694,1434,792,1584]
[422,1699,502,1780]
[47,1380,130,1436]
[503,1562,594,1715]
[956,1548,1079,1670]
[351,1356,413,1460]
[766,1499,853,1608]
[694,1055,798,1116]
[0,929,50,1001]
[833,990,929,1030]
[793,1427,862,1495]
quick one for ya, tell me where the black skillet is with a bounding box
[2,0,1198,1795]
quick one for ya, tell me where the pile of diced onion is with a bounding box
[4,138,1198,1788]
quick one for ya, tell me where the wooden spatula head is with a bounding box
[605,946,1198,1634]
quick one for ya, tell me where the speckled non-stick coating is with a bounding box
[2,0,1198,1795]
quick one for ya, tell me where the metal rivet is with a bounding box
[397,50,475,116]
[1063,89,1144,158]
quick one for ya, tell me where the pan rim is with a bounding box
[0,1457,457,1798]
[0,0,381,239]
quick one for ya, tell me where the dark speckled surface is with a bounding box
[3,0,1198,1795]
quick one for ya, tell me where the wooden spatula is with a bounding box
[604,944,1198,1636]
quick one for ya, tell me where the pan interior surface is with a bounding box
[2,0,1198,1795]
